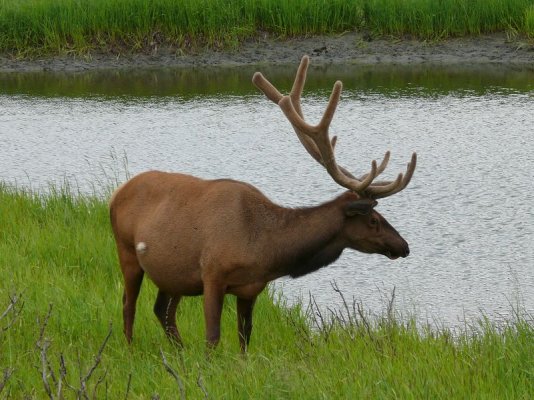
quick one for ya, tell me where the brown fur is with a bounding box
[109,170,410,351]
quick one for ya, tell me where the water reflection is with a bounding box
[1,64,533,98]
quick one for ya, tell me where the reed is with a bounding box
[1,182,533,398]
[526,5,534,36]
[1,0,533,56]
[363,0,534,38]
[0,0,364,55]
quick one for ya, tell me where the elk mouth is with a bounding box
[384,245,410,260]
[385,251,399,260]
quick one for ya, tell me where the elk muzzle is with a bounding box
[384,237,410,260]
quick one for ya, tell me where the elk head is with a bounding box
[343,198,409,260]
[253,55,416,261]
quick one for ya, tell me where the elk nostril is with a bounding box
[404,246,410,257]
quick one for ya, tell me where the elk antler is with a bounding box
[252,55,417,199]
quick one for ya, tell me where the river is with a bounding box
[1,64,533,326]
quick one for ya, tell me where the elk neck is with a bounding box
[267,191,357,279]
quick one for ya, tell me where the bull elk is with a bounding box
[109,55,417,351]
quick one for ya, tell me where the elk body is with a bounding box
[109,56,417,351]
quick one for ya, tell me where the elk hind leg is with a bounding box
[118,247,144,344]
[154,290,183,346]
[237,297,256,353]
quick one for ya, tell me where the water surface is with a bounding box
[1,65,533,326]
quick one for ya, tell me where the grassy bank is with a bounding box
[1,183,533,398]
[0,0,534,56]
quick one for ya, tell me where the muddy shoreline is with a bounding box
[1,32,533,72]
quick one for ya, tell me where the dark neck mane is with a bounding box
[286,239,345,278]
[266,193,352,279]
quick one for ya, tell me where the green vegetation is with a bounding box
[1,0,534,56]
[1,182,533,398]
[526,5,534,36]
[364,0,534,38]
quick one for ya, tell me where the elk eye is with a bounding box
[370,217,379,226]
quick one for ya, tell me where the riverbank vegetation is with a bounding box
[1,183,533,398]
[1,0,534,56]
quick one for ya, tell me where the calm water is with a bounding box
[1,65,533,326]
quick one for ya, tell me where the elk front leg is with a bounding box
[203,281,226,348]
[237,297,256,353]
[154,290,183,346]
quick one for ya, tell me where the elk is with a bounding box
[109,55,417,352]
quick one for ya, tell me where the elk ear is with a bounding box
[345,200,378,216]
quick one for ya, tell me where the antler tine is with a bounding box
[287,55,324,164]
[253,57,324,165]
[289,55,324,165]
[252,55,310,111]
[376,151,391,175]
[357,151,390,181]
[276,80,343,134]
[319,80,342,130]
[289,55,309,118]
[252,72,283,104]
[366,153,417,198]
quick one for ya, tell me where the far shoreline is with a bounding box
[1,32,533,73]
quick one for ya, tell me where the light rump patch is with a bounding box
[135,242,147,254]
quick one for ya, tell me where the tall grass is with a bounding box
[0,0,533,56]
[1,182,534,398]
[526,5,534,37]
[363,0,534,38]
[0,0,364,55]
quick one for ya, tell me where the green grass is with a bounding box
[0,0,363,56]
[363,0,534,38]
[526,5,534,36]
[1,182,533,398]
[0,0,534,56]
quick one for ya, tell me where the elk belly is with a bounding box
[134,240,204,296]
